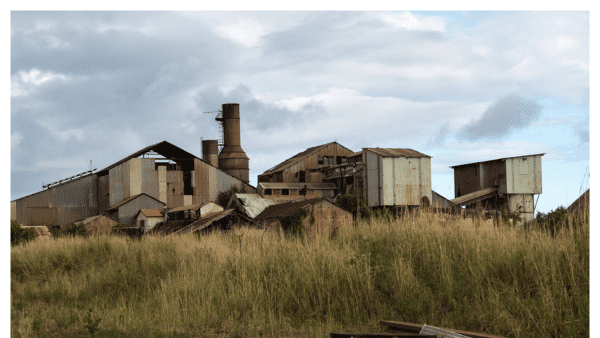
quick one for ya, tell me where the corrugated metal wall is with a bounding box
[167,171,184,208]
[109,165,123,207]
[193,158,256,205]
[506,156,542,194]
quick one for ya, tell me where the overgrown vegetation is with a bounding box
[11,221,37,246]
[216,185,245,207]
[11,213,588,337]
[111,223,126,230]
[279,208,309,237]
[335,189,371,219]
[60,222,89,238]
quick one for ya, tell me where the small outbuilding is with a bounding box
[105,193,166,226]
[254,198,352,238]
[135,209,165,233]
[74,214,119,235]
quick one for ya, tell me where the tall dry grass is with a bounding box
[11,213,588,337]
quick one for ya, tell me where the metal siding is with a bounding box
[122,160,130,200]
[382,157,394,205]
[141,158,159,200]
[167,171,184,208]
[365,149,378,207]
[158,166,167,204]
[118,194,165,226]
[506,156,541,194]
[98,175,110,214]
[421,158,432,205]
[109,165,123,207]
[129,158,142,197]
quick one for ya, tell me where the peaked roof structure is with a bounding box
[98,141,199,174]
[262,142,353,175]
[106,193,165,212]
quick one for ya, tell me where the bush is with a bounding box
[533,206,571,235]
[11,220,37,246]
[61,222,88,237]
[216,186,245,208]
[279,208,309,237]
[335,189,370,219]
[112,223,127,229]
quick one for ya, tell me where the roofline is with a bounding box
[450,153,546,169]
[363,148,432,159]
[261,141,354,175]
[107,192,166,211]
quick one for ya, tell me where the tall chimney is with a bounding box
[202,140,219,167]
[216,103,249,183]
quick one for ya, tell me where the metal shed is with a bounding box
[362,148,432,208]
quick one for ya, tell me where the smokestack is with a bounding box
[216,103,249,183]
[202,140,219,167]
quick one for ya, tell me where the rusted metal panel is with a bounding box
[366,149,431,207]
[140,158,159,200]
[167,170,183,209]
[98,174,110,215]
[122,160,130,200]
[508,194,535,222]
[109,164,123,207]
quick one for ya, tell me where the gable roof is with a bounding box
[75,214,120,224]
[138,209,164,218]
[262,142,353,175]
[98,141,198,174]
[365,148,431,158]
[106,193,165,211]
[258,182,337,190]
[254,198,326,220]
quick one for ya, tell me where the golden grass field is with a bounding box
[11,213,588,337]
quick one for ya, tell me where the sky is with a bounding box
[9,10,591,214]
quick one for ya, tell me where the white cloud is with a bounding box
[378,12,445,32]
[11,68,68,97]
[214,19,268,47]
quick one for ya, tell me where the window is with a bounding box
[282,189,290,195]
[299,171,306,183]
[265,189,272,195]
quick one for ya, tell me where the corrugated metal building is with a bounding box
[258,142,355,184]
[450,153,544,223]
[75,215,120,235]
[12,140,257,227]
[361,148,432,208]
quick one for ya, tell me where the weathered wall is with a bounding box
[11,201,16,221]
[118,195,165,226]
[158,165,167,204]
[109,164,123,207]
[193,158,256,205]
[258,143,354,183]
[86,216,118,235]
[508,194,535,222]
[140,158,159,200]
[302,200,352,238]
[167,171,184,209]
[98,174,110,215]
[506,156,542,194]
[453,164,479,198]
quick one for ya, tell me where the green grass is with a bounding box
[11,213,588,337]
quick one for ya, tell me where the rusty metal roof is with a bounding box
[258,182,337,190]
[98,141,199,174]
[230,194,275,219]
[365,148,431,158]
[254,198,326,220]
[106,193,165,211]
[174,209,241,235]
[450,153,546,168]
[262,142,354,175]
[139,209,164,218]
[166,202,214,214]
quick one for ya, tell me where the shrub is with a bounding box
[335,189,370,219]
[112,223,127,229]
[61,222,88,237]
[533,206,571,235]
[279,208,309,237]
[11,220,37,246]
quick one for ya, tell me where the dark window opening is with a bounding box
[265,189,272,195]
[318,156,324,165]
[299,171,306,183]
[183,171,193,195]
[282,189,290,195]
[337,156,347,165]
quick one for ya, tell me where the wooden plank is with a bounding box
[380,321,505,338]
[330,333,437,338]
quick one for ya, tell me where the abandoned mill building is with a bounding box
[12,103,256,228]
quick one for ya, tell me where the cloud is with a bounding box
[457,95,542,141]
[378,12,446,32]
